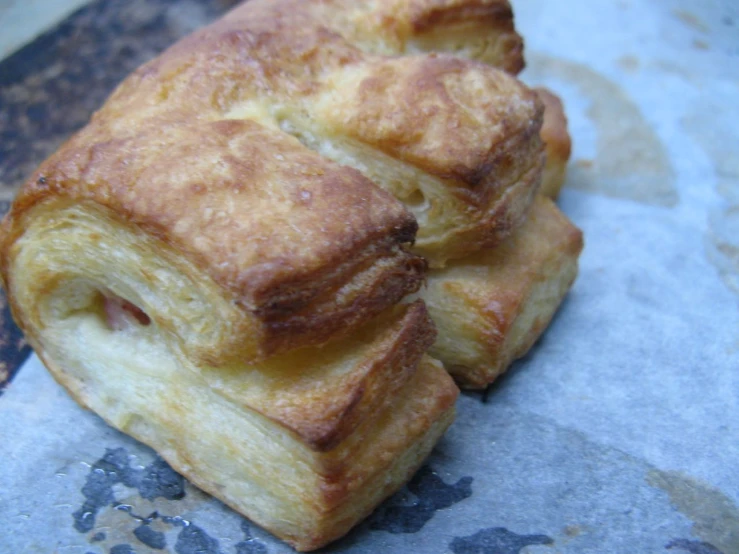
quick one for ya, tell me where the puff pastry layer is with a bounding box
[13,259,457,550]
[4,0,544,271]
[0,0,551,548]
[418,196,583,388]
[536,88,572,199]
[313,0,526,73]
[2,124,429,363]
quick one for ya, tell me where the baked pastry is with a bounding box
[1,97,457,543]
[66,0,544,268]
[67,296,456,550]
[5,228,457,550]
[0,0,552,548]
[417,196,583,388]
[314,0,526,74]
[1,117,426,364]
[536,87,572,199]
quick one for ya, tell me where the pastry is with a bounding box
[34,289,456,549]
[418,196,583,388]
[314,0,526,74]
[0,0,555,548]
[62,0,545,268]
[5,205,458,549]
[1,117,426,364]
[536,87,572,199]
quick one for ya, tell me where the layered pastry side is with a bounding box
[417,196,583,388]
[2,213,457,548]
[81,0,546,268]
[413,89,581,388]
[0,0,569,549]
[535,87,572,199]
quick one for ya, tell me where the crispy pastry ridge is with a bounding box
[418,196,583,388]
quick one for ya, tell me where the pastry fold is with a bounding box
[417,196,583,388]
[40,0,543,269]
[536,87,572,199]
[313,0,526,73]
[11,259,458,550]
[303,55,544,265]
[2,119,430,363]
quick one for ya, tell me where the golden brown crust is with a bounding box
[2,0,541,342]
[206,301,437,452]
[305,54,545,265]
[311,0,525,74]
[418,196,583,388]
[319,55,539,186]
[535,87,572,199]
[29,297,457,551]
[2,113,426,362]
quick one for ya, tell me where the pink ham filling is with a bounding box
[103,295,151,330]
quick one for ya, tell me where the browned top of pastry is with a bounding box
[8,119,416,310]
[2,0,535,356]
[308,0,525,74]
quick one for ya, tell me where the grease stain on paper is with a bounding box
[681,94,739,295]
[666,538,725,554]
[72,447,268,554]
[173,523,222,554]
[369,465,473,533]
[133,522,167,549]
[109,545,136,554]
[564,524,583,537]
[647,469,739,554]
[617,54,640,73]
[526,52,678,207]
[681,103,739,204]
[692,39,710,51]
[73,447,186,533]
[449,526,554,554]
[672,9,710,34]
[235,520,268,554]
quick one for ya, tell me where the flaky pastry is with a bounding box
[417,196,583,388]
[535,87,572,199]
[313,0,526,74]
[11,0,545,270]
[12,269,457,550]
[0,0,558,549]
